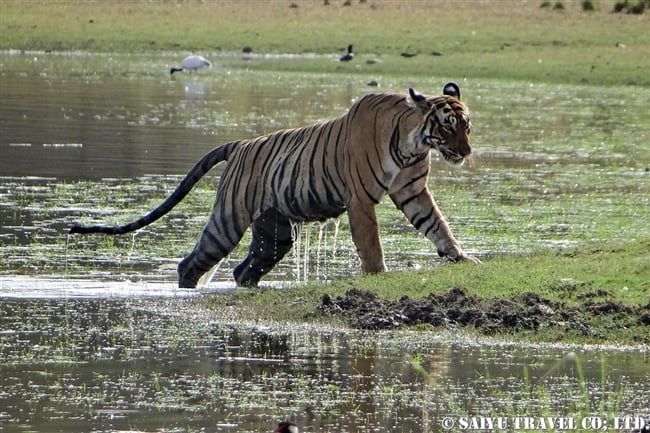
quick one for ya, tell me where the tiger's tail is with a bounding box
[69,141,239,235]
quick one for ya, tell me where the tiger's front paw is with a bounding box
[458,253,481,264]
[439,248,481,264]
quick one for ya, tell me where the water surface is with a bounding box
[2,297,648,433]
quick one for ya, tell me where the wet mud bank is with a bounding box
[319,287,650,343]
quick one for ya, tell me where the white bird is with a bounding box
[170,55,212,75]
[339,44,354,62]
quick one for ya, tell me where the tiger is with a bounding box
[70,82,480,288]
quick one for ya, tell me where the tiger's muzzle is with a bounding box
[446,126,472,165]
[442,149,468,165]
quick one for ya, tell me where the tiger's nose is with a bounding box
[457,137,472,157]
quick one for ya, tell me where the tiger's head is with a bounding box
[407,83,472,165]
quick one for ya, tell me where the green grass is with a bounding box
[350,248,645,306]
[1,0,649,86]
[203,237,650,345]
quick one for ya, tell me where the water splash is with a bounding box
[290,218,343,283]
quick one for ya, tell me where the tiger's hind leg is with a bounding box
[177,212,249,288]
[233,208,294,287]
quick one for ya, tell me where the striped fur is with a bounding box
[70,83,479,288]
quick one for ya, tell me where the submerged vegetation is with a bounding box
[2,171,649,344]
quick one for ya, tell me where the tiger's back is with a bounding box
[222,118,349,222]
[226,92,428,221]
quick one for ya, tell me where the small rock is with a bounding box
[639,313,650,326]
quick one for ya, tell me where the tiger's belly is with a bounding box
[264,143,349,222]
[268,177,346,223]
[275,193,346,222]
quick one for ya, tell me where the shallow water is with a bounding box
[1,53,649,432]
[1,298,649,433]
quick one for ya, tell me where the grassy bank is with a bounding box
[203,238,650,345]
[2,0,649,86]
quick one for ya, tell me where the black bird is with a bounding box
[275,422,299,433]
[340,44,354,62]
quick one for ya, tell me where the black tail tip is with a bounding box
[69,225,84,234]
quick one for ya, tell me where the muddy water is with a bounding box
[1,53,649,432]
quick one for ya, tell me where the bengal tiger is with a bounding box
[70,83,480,288]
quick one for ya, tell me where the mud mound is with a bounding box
[318,287,650,340]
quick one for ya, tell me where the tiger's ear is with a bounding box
[407,87,431,114]
[443,82,461,100]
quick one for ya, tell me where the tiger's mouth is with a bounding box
[422,136,468,165]
[448,156,466,165]
[441,149,466,165]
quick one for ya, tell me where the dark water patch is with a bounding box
[1,53,359,180]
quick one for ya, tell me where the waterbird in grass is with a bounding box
[339,44,354,62]
[170,55,212,75]
[274,422,299,433]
